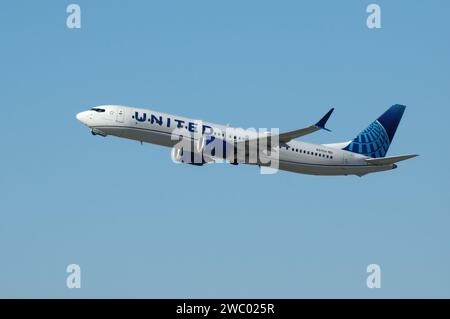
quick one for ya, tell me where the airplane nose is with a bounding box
[76,111,89,125]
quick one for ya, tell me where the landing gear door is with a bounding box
[116,108,125,123]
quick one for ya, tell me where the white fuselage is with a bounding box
[76,105,396,176]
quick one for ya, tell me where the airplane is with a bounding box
[76,104,417,176]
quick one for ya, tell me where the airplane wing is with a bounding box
[364,154,418,165]
[235,108,334,148]
[278,108,334,143]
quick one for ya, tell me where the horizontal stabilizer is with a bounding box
[364,154,418,166]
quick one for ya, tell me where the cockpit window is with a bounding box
[91,108,105,113]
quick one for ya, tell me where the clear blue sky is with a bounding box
[0,0,449,298]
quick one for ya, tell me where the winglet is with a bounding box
[315,108,334,132]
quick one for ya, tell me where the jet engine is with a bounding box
[171,146,206,166]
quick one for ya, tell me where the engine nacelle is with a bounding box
[171,147,206,166]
